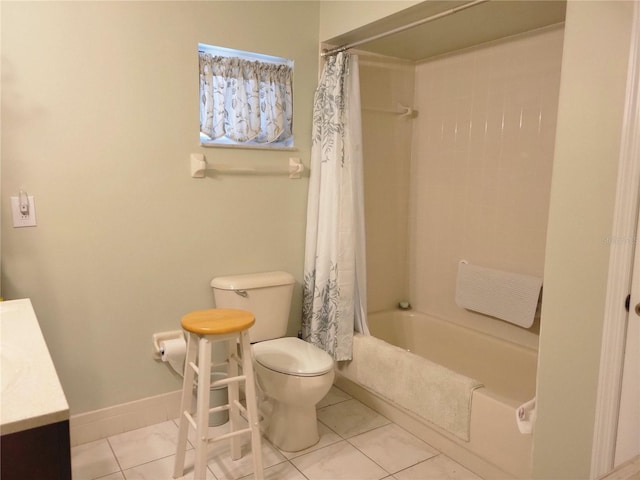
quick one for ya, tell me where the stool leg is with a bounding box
[194,336,212,480]
[173,332,197,479]
[227,338,242,460]
[240,330,264,480]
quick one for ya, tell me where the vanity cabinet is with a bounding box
[1,420,71,479]
[1,299,71,480]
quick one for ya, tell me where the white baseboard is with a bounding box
[69,390,182,446]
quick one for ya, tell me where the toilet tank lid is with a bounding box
[211,271,295,290]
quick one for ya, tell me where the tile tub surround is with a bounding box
[408,27,563,350]
[71,386,483,480]
[361,26,564,350]
[0,298,70,434]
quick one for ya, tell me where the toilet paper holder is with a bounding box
[152,330,185,360]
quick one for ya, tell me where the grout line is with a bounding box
[289,458,311,480]
[105,437,125,479]
[390,453,446,478]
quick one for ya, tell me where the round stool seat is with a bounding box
[181,308,255,335]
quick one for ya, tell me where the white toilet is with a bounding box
[211,271,335,452]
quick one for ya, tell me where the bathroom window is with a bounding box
[199,43,294,149]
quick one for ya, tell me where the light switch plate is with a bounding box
[10,196,37,227]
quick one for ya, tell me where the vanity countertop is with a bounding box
[1,298,70,435]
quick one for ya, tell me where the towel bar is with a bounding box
[190,153,304,179]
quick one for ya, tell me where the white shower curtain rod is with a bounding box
[321,0,489,58]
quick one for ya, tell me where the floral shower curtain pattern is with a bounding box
[199,53,293,144]
[302,52,369,362]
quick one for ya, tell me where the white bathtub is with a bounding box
[335,310,537,479]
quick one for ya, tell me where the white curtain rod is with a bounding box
[321,0,489,57]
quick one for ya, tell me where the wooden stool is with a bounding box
[173,309,264,480]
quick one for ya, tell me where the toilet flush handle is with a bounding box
[234,289,248,298]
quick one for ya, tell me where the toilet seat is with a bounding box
[253,337,334,377]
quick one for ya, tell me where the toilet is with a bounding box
[211,271,335,452]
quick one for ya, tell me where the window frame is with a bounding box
[198,43,296,151]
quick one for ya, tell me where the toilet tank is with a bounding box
[211,271,295,342]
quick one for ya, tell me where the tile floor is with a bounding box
[71,386,483,480]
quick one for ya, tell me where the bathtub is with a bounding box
[335,310,537,479]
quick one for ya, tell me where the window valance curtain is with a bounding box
[199,53,293,144]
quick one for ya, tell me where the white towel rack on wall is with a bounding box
[190,154,305,179]
[362,103,417,118]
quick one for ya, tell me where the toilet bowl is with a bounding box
[211,271,335,452]
[252,337,334,452]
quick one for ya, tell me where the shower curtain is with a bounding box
[302,52,369,362]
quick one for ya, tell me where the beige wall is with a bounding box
[409,27,564,348]
[1,1,319,414]
[360,55,414,312]
[533,1,635,477]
